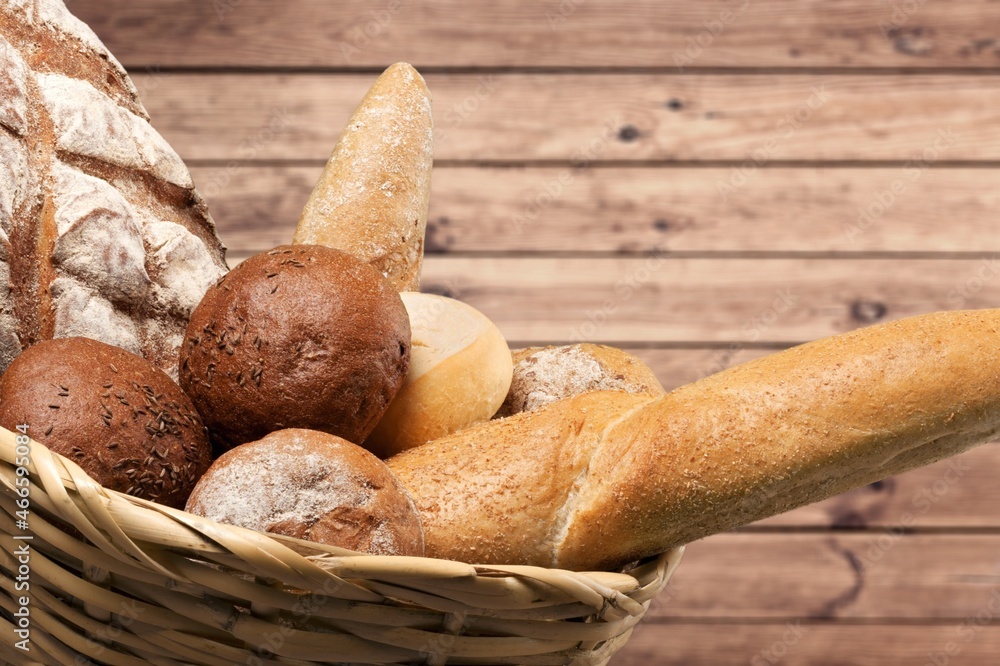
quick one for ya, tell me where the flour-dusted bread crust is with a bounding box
[0,1,227,377]
[389,310,1000,571]
[293,63,432,292]
[495,343,665,418]
[186,429,425,556]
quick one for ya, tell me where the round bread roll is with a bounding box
[179,245,411,453]
[0,337,212,508]
[185,428,424,556]
[494,343,664,419]
[365,292,513,458]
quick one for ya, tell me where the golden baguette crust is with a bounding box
[293,63,433,291]
[389,310,1000,571]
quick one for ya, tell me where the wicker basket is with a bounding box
[0,427,684,665]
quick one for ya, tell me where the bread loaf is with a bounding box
[0,337,212,508]
[495,343,664,418]
[389,309,1000,571]
[179,245,411,453]
[365,292,512,458]
[293,63,433,291]
[186,428,424,556]
[0,1,228,377]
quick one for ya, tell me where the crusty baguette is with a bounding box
[293,63,433,291]
[388,309,1000,571]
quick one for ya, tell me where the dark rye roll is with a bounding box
[179,244,411,454]
[0,336,212,508]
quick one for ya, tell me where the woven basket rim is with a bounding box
[0,425,684,665]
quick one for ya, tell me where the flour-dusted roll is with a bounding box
[293,63,433,292]
[186,428,424,556]
[0,1,228,378]
[495,343,664,418]
[389,309,1000,571]
[365,292,512,458]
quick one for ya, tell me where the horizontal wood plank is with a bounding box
[72,0,1000,69]
[198,166,1000,255]
[752,444,1000,530]
[218,256,1000,344]
[137,73,1000,162]
[615,623,1000,666]
[654,533,1000,620]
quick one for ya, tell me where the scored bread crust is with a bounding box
[389,309,1000,571]
[0,1,227,376]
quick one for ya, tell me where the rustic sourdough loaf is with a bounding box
[389,309,1000,571]
[0,1,227,377]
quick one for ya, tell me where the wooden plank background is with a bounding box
[71,1,1000,664]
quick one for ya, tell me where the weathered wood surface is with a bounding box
[653,533,1000,620]
[196,166,1000,256]
[62,2,1000,664]
[73,0,1000,69]
[136,73,997,162]
[615,624,1000,666]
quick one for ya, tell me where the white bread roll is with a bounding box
[365,292,513,458]
[389,309,1000,571]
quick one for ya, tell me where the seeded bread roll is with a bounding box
[389,310,1000,571]
[365,292,512,458]
[0,1,228,378]
[293,63,433,291]
[179,245,410,453]
[0,337,212,508]
[494,343,664,418]
[186,428,424,556]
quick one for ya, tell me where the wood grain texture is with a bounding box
[137,73,998,162]
[60,2,1000,664]
[197,166,1000,255]
[73,0,1000,69]
[336,256,998,344]
[656,533,1000,620]
[615,623,1000,666]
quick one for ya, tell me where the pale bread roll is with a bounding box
[365,292,512,458]
[495,343,665,418]
[388,309,1000,571]
[293,63,433,291]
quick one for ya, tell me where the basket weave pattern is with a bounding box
[0,428,683,665]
